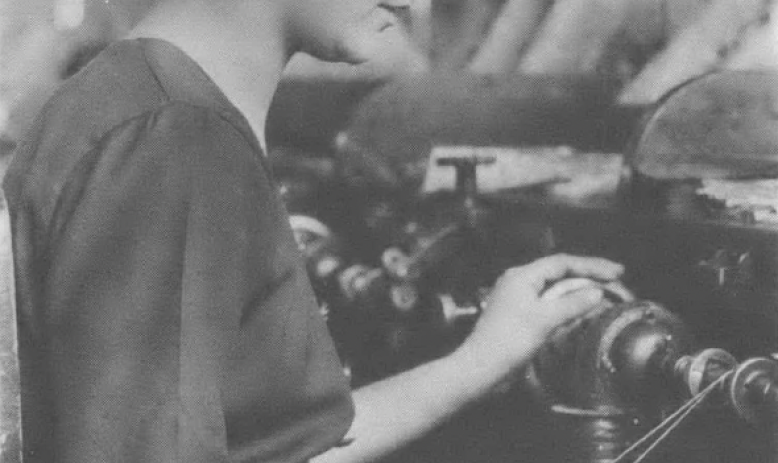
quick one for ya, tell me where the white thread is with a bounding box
[610,371,732,463]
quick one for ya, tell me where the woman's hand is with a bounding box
[456,254,624,379]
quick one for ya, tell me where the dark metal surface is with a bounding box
[630,70,778,180]
[530,301,690,462]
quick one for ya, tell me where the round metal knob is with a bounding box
[675,348,737,397]
[729,358,778,426]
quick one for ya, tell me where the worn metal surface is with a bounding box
[0,189,22,463]
[533,301,690,411]
[631,70,778,180]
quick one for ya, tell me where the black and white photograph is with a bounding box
[1,0,777,461]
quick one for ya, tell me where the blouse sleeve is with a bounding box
[39,104,353,463]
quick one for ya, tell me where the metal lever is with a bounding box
[436,155,496,232]
[436,155,495,199]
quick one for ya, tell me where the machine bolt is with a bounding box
[390,284,419,313]
[696,249,754,293]
[315,256,341,279]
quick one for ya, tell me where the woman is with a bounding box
[4,0,623,461]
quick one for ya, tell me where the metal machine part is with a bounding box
[728,358,778,426]
[629,70,778,180]
[534,300,689,411]
[290,209,482,383]
[532,300,691,462]
[674,348,737,397]
[531,300,690,463]
[532,298,778,462]
[286,151,533,383]
[275,69,778,462]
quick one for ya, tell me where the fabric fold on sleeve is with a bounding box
[31,103,352,463]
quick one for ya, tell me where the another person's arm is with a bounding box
[314,254,623,463]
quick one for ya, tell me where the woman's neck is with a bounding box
[128,1,291,151]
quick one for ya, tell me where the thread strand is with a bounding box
[610,371,732,463]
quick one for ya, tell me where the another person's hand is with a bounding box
[455,254,624,382]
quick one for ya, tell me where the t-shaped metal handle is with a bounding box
[436,155,495,197]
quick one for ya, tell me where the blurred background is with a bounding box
[2,0,776,157]
[2,3,778,462]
